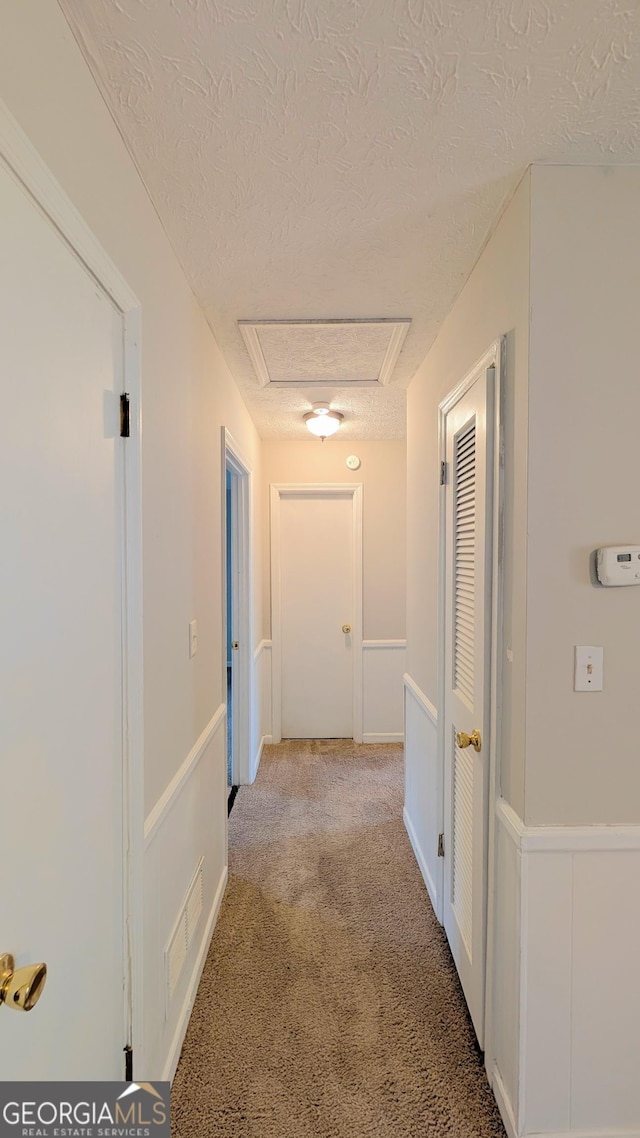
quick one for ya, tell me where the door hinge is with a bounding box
[437,833,445,858]
[440,461,447,486]
[124,1044,133,1082]
[120,392,131,438]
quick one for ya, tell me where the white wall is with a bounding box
[487,164,640,1138]
[0,0,263,1079]
[404,172,531,912]
[262,440,406,639]
[405,164,640,1138]
[262,439,406,742]
[526,165,640,826]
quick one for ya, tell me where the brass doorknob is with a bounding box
[456,729,482,753]
[0,953,47,1012]
[342,624,352,634]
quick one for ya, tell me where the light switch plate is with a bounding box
[574,645,603,692]
[189,620,198,658]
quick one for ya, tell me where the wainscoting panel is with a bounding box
[523,849,573,1133]
[490,800,640,1138]
[263,637,406,747]
[570,849,640,1132]
[490,815,521,1135]
[402,673,441,919]
[142,704,228,1081]
[252,639,272,781]
[362,640,406,742]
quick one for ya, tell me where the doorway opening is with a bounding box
[223,430,252,803]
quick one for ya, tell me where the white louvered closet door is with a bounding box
[442,365,494,1047]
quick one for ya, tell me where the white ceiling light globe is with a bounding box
[304,409,343,439]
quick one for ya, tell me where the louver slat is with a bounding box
[453,421,476,707]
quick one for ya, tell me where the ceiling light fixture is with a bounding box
[304,402,344,441]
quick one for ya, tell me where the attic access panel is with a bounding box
[238,318,411,388]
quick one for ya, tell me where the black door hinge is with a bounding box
[440,461,447,486]
[120,393,131,438]
[124,1044,133,1082]
[438,833,445,858]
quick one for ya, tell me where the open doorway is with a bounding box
[223,429,252,806]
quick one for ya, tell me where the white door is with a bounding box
[0,160,127,1076]
[226,465,237,787]
[224,433,252,785]
[442,365,494,1046]
[276,491,356,739]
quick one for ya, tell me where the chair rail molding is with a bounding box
[362,639,407,649]
[402,672,438,726]
[144,703,226,848]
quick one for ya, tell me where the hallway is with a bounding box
[172,742,505,1137]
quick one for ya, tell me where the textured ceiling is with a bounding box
[60,0,640,439]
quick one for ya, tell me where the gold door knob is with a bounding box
[0,953,47,1012]
[456,729,482,753]
[342,624,352,634]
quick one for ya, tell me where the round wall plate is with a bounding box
[346,455,361,471]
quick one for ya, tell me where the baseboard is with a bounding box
[490,1064,518,1138]
[403,806,439,917]
[362,731,404,744]
[524,1130,640,1138]
[162,865,228,1083]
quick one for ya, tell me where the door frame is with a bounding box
[436,339,504,1058]
[0,100,144,1073]
[222,428,253,785]
[270,483,363,744]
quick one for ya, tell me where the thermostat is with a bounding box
[596,545,640,586]
[346,455,361,471]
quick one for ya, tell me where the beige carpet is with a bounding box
[172,740,506,1138]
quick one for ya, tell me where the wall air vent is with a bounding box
[164,857,204,1015]
[238,318,411,389]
